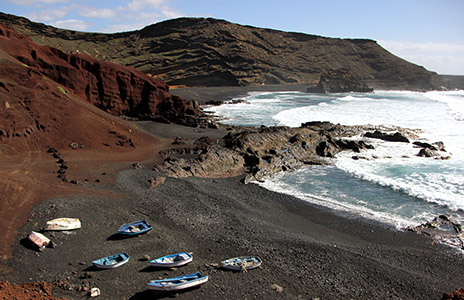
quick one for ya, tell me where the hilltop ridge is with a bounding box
[0,13,456,90]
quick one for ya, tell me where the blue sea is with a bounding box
[206,90,464,233]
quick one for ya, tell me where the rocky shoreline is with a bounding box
[151,117,451,183]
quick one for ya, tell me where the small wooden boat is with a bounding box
[150,252,193,268]
[92,253,130,269]
[44,218,81,231]
[28,231,50,250]
[220,256,262,271]
[147,272,208,291]
[117,220,152,236]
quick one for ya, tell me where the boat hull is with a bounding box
[92,253,130,269]
[28,231,50,249]
[44,218,81,231]
[117,220,152,236]
[149,252,193,268]
[147,272,208,291]
[221,256,262,271]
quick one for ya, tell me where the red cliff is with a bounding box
[0,23,200,153]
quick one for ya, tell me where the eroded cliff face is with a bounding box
[0,13,450,90]
[0,23,200,119]
[0,23,202,153]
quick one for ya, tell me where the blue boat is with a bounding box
[117,220,152,236]
[92,252,130,269]
[150,252,193,268]
[147,272,208,291]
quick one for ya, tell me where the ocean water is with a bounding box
[207,90,464,230]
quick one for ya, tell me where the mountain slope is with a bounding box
[0,13,446,90]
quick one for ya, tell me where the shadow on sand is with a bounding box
[107,233,137,241]
[129,287,202,300]
[138,265,177,273]
[82,265,109,272]
[19,238,39,252]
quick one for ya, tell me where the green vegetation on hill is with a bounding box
[0,12,455,90]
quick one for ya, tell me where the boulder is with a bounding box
[417,148,439,158]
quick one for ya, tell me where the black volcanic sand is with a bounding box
[7,172,464,300]
[5,86,464,299]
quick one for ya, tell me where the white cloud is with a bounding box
[51,19,91,31]
[5,0,68,4]
[78,7,117,19]
[12,0,182,33]
[110,1,182,32]
[379,40,464,75]
[159,8,183,19]
[127,0,170,11]
[26,5,73,22]
[106,22,148,33]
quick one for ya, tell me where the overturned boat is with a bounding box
[44,218,81,231]
[147,272,208,291]
[150,252,193,268]
[92,253,130,269]
[28,231,50,251]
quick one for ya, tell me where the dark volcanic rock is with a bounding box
[413,141,446,151]
[442,288,464,300]
[0,12,451,91]
[364,130,410,143]
[407,215,463,251]
[307,69,373,93]
[153,123,377,182]
[417,148,439,158]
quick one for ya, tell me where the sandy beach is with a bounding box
[2,87,464,299]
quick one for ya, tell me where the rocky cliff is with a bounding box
[0,13,453,90]
[0,23,202,153]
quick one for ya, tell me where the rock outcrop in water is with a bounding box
[153,123,454,182]
[307,69,374,93]
[364,131,410,143]
[1,12,457,91]
[153,122,375,182]
[406,215,464,250]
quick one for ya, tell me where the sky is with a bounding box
[1,0,463,75]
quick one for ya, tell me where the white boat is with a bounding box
[92,253,130,269]
[147,272,208,291]
[150,252,193,268]
[44,218,81,231]
[28,231,50,250]
[220,256,262,271]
